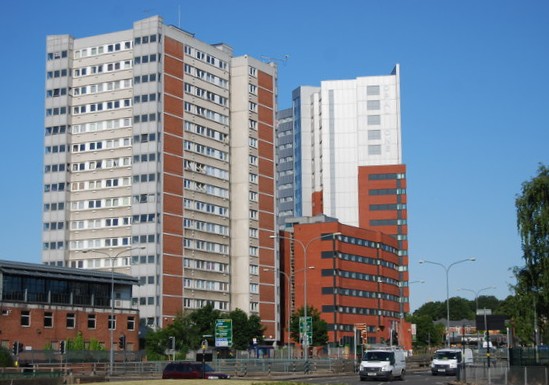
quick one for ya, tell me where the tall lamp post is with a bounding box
[263,266,315,359]
[263,268,292,359]
[419,257,476,347]
[270,232,340,363]
[83,246,145,375]
[458,286,495,350]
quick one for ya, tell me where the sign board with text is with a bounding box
[215,319,233,347]
[299,316,313,345]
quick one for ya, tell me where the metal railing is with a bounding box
[459,365,549,385]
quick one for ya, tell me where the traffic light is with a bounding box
[118,334,126,349]
[59,340,66,354]
[12,342,23,355]
[392,329,399,345]
[168,336,175,350]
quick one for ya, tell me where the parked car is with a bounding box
[162,362,231,379]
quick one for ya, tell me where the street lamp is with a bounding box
[263,268,292,359]
[83,246,145,375]
[263,266,315,359]
[458,286,495,350]
[270,232,340,362]
[419,257,476,347]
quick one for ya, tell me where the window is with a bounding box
[127,316,136,331]
[109,315,116,330]
[368,145,381,155]
[367,115,381,125]
[367,100,380,110]
[66,313,76,329]
[44,312,53,328]
[368,130,381,140]
[21,311,30,327]
[88,314,96,329]
[250,302,258,312]
[367,85,380,95]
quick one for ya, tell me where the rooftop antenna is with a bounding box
[260,55,290,65]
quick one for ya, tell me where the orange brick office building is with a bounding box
[276,214,411,352]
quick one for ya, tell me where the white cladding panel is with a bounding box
[312,66,401,227]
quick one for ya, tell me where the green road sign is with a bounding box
[299,316,313,345]
[215,319,233,347]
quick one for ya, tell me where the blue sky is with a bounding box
[1,0,547,311]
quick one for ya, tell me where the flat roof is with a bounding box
[0,259,138,285]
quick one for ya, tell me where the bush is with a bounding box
[0,346,14,367]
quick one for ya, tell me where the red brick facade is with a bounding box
[0,304,139,352]
[279,218,412,350]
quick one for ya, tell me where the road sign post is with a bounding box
[215,319,233,348]
[299,316,313,346]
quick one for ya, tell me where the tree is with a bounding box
[407,314,444,348]
[289,306,329,346]
[145,305,267,359]
[247,314,266,345]
[448,297,475,321]
[515,164,549,344]
[413,301,446,321]
[477,295,502,314]
[145,311,201,360]
[227,309,265,350]
[228,308,249,350]
[0,347,14,367]
[188,303,222,344]
[498,293,535,345]
[68,331,86,351]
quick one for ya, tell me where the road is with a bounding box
[294,370,457,385]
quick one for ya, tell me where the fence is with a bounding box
[9,348,549,385]
[213,358,354,377]
[459,366,549,385]
[509,347,549,366]
[8,357,351,380]
[15,350,145,365]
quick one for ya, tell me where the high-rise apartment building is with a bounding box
[275,108,295,225]
[42,16,277,333]
[274,66,409,345]
[276,65,406,256]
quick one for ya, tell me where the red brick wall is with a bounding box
[161,37,186,319]
[0,304,139,351]
[279,221,410,348]
[257,68,276,338]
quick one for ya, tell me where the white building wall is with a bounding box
[293,86,319,218]
[310,65,402,227]
[229,56,253,314]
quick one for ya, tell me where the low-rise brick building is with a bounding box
[0,260,139,356]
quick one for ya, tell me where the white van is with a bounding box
[359,346,406,381]
[430,348,473,376]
